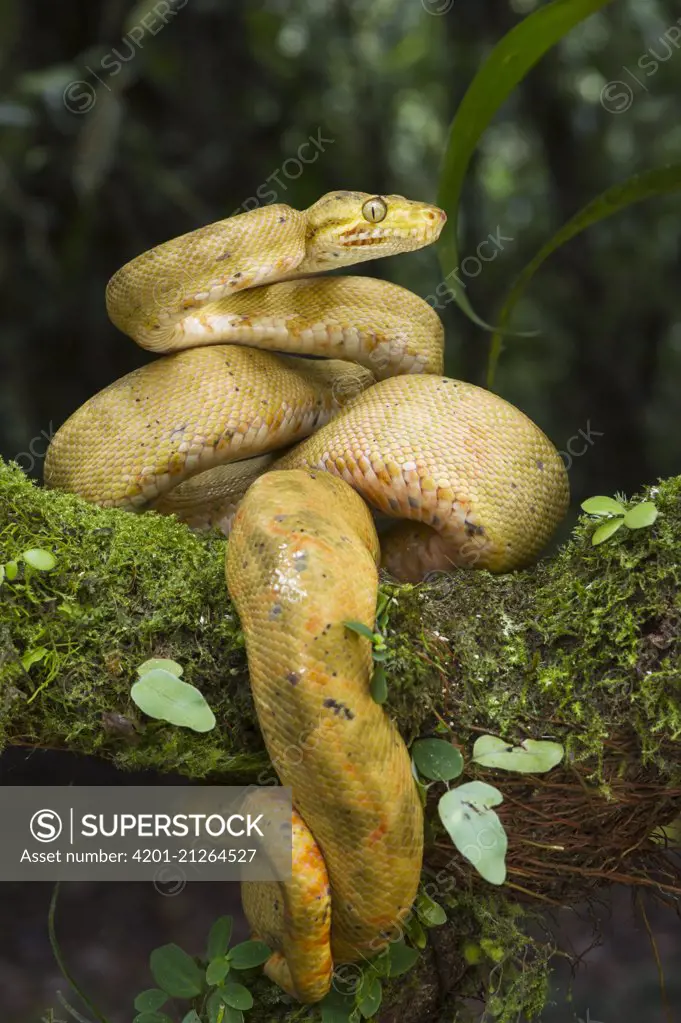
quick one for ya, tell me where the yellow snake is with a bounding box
[44,191,569,1003]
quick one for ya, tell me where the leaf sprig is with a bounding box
[412,735,565,887]
[131,658,216,733]
[134,917,271,1023]
[0,547,57,586]
[343,589,394,705]
[581,496,658,546]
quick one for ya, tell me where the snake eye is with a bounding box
[361,197,387,224]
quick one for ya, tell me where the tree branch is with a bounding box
[1,459,680,1021]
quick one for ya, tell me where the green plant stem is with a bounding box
[48,882,112,1023]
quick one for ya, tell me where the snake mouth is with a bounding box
[340,225,443,248]
[342,235,390,248]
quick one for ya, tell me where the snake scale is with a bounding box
[44,191,569,1003]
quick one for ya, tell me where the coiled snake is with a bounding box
[44,191,569,1003]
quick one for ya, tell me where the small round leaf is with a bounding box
[412,738,464,781]
[207,994,244,1023]
[137,658,184,677]
[219,981,254,1010]
[22,548,57,571]
[472,736,564,774]
[414,892,447,926]
[463,941,484,964]
[228,939,271,969]
[320,987,357,1023]
[207,991,231,1023]
[134,990,168,1012]
[591,517,624,546]
[21,647,48,671]
[357,974,382,1018]
[131,670,216,732]
[623,501,658,529]
[206,956,231,986]
[5,561,18,581]
[581,496,626,516]
[150,943,204,998]
[387,940,420,977]
[206,915,233,960]
[438,781,507,885]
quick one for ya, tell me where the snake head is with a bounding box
[298,191,446,272]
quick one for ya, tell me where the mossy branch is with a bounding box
[1,459,680,1022]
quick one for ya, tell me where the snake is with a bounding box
[44,191,569,1004]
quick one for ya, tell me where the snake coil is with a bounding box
[45,191,569,1002]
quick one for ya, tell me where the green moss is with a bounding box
[444,890,553,1023]
[391,476,681,781]
[0,459,265,776]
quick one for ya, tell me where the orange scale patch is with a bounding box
[292,533,330,553]
[293,841,325,874]
[367,819,389,846]
[295,668,326,694]
[305,612,326,636]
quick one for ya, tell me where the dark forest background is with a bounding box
[0,0,680,1020]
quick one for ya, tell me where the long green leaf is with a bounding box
[488,163,681,385]
[437,0,615,329]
